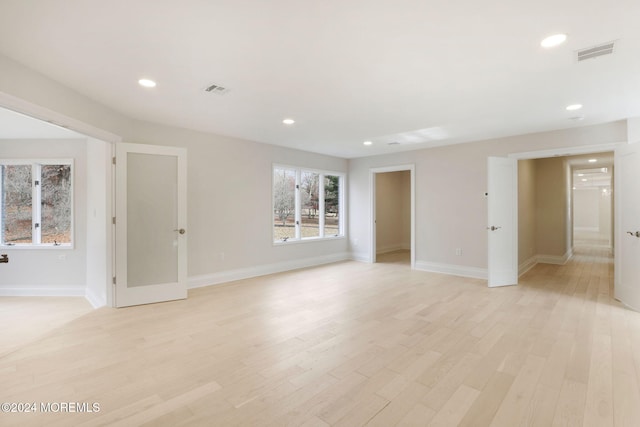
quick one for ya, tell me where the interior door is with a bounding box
[487,156,518,287]
[115,143,187,307]
[615,142,640,310]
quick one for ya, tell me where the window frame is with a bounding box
[272,164,345,245]
[0,158,74,249]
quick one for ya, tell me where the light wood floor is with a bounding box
[1,245,639,426]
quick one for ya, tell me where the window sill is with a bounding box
[0,244,74,250]
[273,235,345,246]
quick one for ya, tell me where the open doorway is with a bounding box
[370,165,415,267]
[571,159,613,250]
[516,151,614,276]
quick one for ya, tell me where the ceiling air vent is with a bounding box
[576,41,615,62]
[204,83,229,95]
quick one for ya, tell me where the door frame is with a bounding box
[369,164,416,268]
[0,92,120,307]
[498,141,623,281]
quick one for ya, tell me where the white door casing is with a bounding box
[487,157,518,287]
[115,143,187,307]
[614,142,640,311]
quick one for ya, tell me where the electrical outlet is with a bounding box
[455,248,462,256]
[219,252,225,261]
[58,254,66,261]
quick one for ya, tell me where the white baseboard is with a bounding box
[414,261,487,280]
[537,249,572,265]
[376,244,410,255]
[85,288,106,308]
[519,256,538,276]
[0,285,86,297]
[351,252,370,263]
[188,252,352,289]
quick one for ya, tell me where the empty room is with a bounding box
[1,1,640,426]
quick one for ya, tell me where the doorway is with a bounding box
[370,165,415,268]
[571,160,613,250]
[514,151,614,278]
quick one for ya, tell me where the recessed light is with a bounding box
[138,78,156,88]
[541,33,567,48]
[566,104,583,111]
[577,173,584,176]
[581,178,587,182]
[588,159,597,163]
[363,141,372,146]
[282,118,295,125]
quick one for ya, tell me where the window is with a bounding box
[273,165,344,243]
[1,160,73,247]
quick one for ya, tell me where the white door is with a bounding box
[487,157,518,287]
[115,143,187,307]
[615,142,640,310]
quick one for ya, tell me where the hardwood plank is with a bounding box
[0,244,632,427]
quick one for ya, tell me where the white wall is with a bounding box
[126,121,349,285]
[0,52,629,295]
[349,122,626,277]
[574,189,600,230]
[0,139,87,294]
[85,138,111,307]
[0,53,349,299]
[628,117,640,143]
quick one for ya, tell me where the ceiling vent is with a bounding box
[576,41,615,62]
[204,83,229,95]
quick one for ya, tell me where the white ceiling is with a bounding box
[0,0,638,158]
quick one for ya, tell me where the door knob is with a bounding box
[174,228,186,235]
[487,226,501,231]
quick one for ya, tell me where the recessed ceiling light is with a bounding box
[541,33,567,48]
[566,104,583,111]
[577,173,584,176]
[282,118,295,125]
[363,141,372,146]
[581,178,587,182]
[588,159,597,163]
[138,78,156,88]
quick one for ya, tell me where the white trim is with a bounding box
[188,252,351,289]
[271,164,346,245]
[519,256,538,276]
[537,250,573,265]
[0,285,85,297]
[508,142,624,160]
[85,288,106,308]
[370,164,415,268]
[414,261,488,280]
[0,91,122,143]
[351,252,370,262]
[376,244,410,255]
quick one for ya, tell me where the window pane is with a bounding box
[300,171,319,238]
[1,165,33,244]
[324,175,340,237]
[273,168,296,241]
[41,165,72,244]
